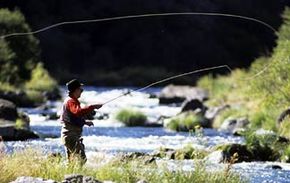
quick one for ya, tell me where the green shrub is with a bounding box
[15,118,25,129]
[115,108,147,126]
[25,62,57,92]
[165,112,205,132]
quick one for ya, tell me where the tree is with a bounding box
[0,8,41,84]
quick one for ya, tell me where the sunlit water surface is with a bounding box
[4,87,290,183]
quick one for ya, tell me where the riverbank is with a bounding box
[1,149,245,183]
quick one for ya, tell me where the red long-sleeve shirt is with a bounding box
[60,96,94,127]
[66,97,94,117]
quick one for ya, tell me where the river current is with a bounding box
[5,87,290,183]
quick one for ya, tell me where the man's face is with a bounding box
[74,87,83,98]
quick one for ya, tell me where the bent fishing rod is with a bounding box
[101,65,231,105]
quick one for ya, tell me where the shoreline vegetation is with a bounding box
[0,149,245,183]
[197,7,290,136]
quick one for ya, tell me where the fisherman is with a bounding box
[60,79,102,164]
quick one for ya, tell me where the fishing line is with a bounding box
[0,12,279,105]
[0,12,277,39]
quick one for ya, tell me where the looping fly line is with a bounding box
[0,12,277,39]
[0,12,278,105]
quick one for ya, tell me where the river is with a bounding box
[5,86,290,183]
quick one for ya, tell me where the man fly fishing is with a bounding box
[60,79,103,164]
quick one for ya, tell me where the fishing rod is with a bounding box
[102,65,231,105]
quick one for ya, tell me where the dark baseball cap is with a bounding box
[66,79,83,92]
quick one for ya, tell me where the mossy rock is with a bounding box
[217,144,254,163]
[244,131,288,161]
[164,111,209,132]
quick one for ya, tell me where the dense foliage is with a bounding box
[0,9,40,85]
[198,8,290,135]
[0,9,58,104]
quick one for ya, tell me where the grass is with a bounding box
[165,112,205,132]
[115,108,147,126]
[0,149,246,183]
[196,8,290,133]
[173,145,208,160]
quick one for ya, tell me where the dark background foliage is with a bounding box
[1,0,288,85]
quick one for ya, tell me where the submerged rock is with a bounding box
[265,165,283,170]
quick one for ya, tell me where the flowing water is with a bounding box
[4,87,290,183]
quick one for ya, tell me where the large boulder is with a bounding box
[158,85,209,104]
[0,99,18,121]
